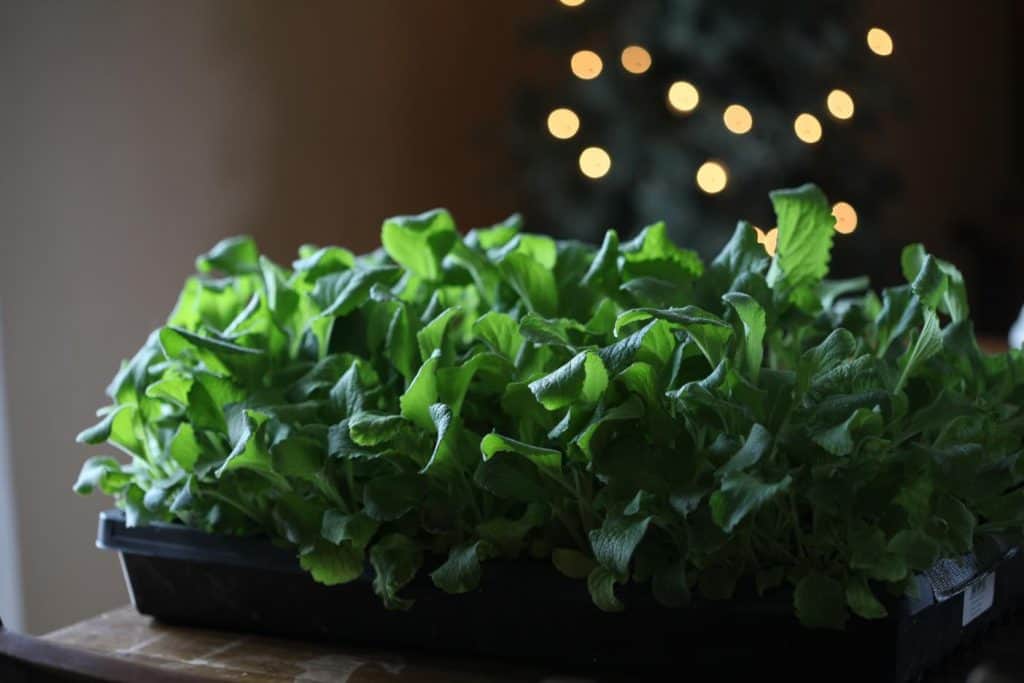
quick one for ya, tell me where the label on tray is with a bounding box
[962,572,995,626]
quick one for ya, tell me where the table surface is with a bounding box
[42,605,1024,683]
[43,606,586,683]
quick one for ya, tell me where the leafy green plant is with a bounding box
[76,184,1024,628]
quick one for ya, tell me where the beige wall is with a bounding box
[0,0,540,633]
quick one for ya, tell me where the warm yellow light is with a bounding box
[794,113,823,144]
[826,89,855,120]
[620,45,652,74]
[579,146,611,179]
[754,226,778,257]
[558,0,586,6]
[547,108,580,140]
[667,81,700,113]
[723,104,753,134]
[867,27,893,56]
[832,202,858,234]
[571,50,603,80]
[696,161,728,194]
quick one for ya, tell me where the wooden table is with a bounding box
[28,605,1024,683]
[42,606,587,682]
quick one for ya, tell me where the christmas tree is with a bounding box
[514,0,900,262]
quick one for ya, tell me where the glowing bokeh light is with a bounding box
[867,28,893,56]
[547,108,580,139]
[827,89,855,120]
[559,0,586,6]
[579,146,612,179]
[696,161,728,194]
[754,226,779,257]
[667,81,700,113]
[620,45,652,74]
[571,50,603,80]
[723,104,753,134]
[794,113,823,144]
[832,202,858,234]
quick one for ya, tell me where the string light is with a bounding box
[754,226,778,257]
[558,0,586,6]
[832,202,858,234]
[571,50,603,80]
[547,108,580,139]
[696,161,728,194]
[866,28,893,56]
[826,89,855,120]
[723,104,753,134]
[794,113,823,144]
[667,81,700,113]
[620,46,652,74]
[579,146,611,179]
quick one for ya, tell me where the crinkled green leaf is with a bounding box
[767,184,834,291]
[589,513,652,577]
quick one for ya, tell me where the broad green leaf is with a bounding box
[169,422,200,472]
[573,396,645,460]
[498,251,558,317]
[430,541,492,594]
[552,548,597,579]
[766,184,834,291]
[794,573,848,629]
[480,433,561,476]
[73,456,129,495]
[473,452,548,503]
[896,310,942,390]
[707,220,769,285]
[400,351,440,430]
[811,407,882,457]
[581,230,620,289]
[710,472,791,533]
[321,510,378,549]
[887,529,940,572]
[348,412,413,446]
[159,326,265,379]
[620,221,703,284]
[292,245,355,278]
[363,474,424,521]
[909,255,948,311]
[723,292,766,381]
[196,236,259,274]
[846,575,888,619]
[718,423,772,476]
[589,513,652,577]
[312,266,402,317]
[370,533,422,610]
[587,566,624,612]
[472,311,524,359]
[417,307,461,362]
[300,541,364,586]
[528,351,608,411]
[381,209,457,281]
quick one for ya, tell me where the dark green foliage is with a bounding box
[77,187,1024,628]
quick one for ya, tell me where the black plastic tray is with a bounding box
[97,509,1024,681]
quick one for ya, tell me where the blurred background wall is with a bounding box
[0,0,1020,633]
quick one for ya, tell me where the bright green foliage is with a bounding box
[76,184,1024,628]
